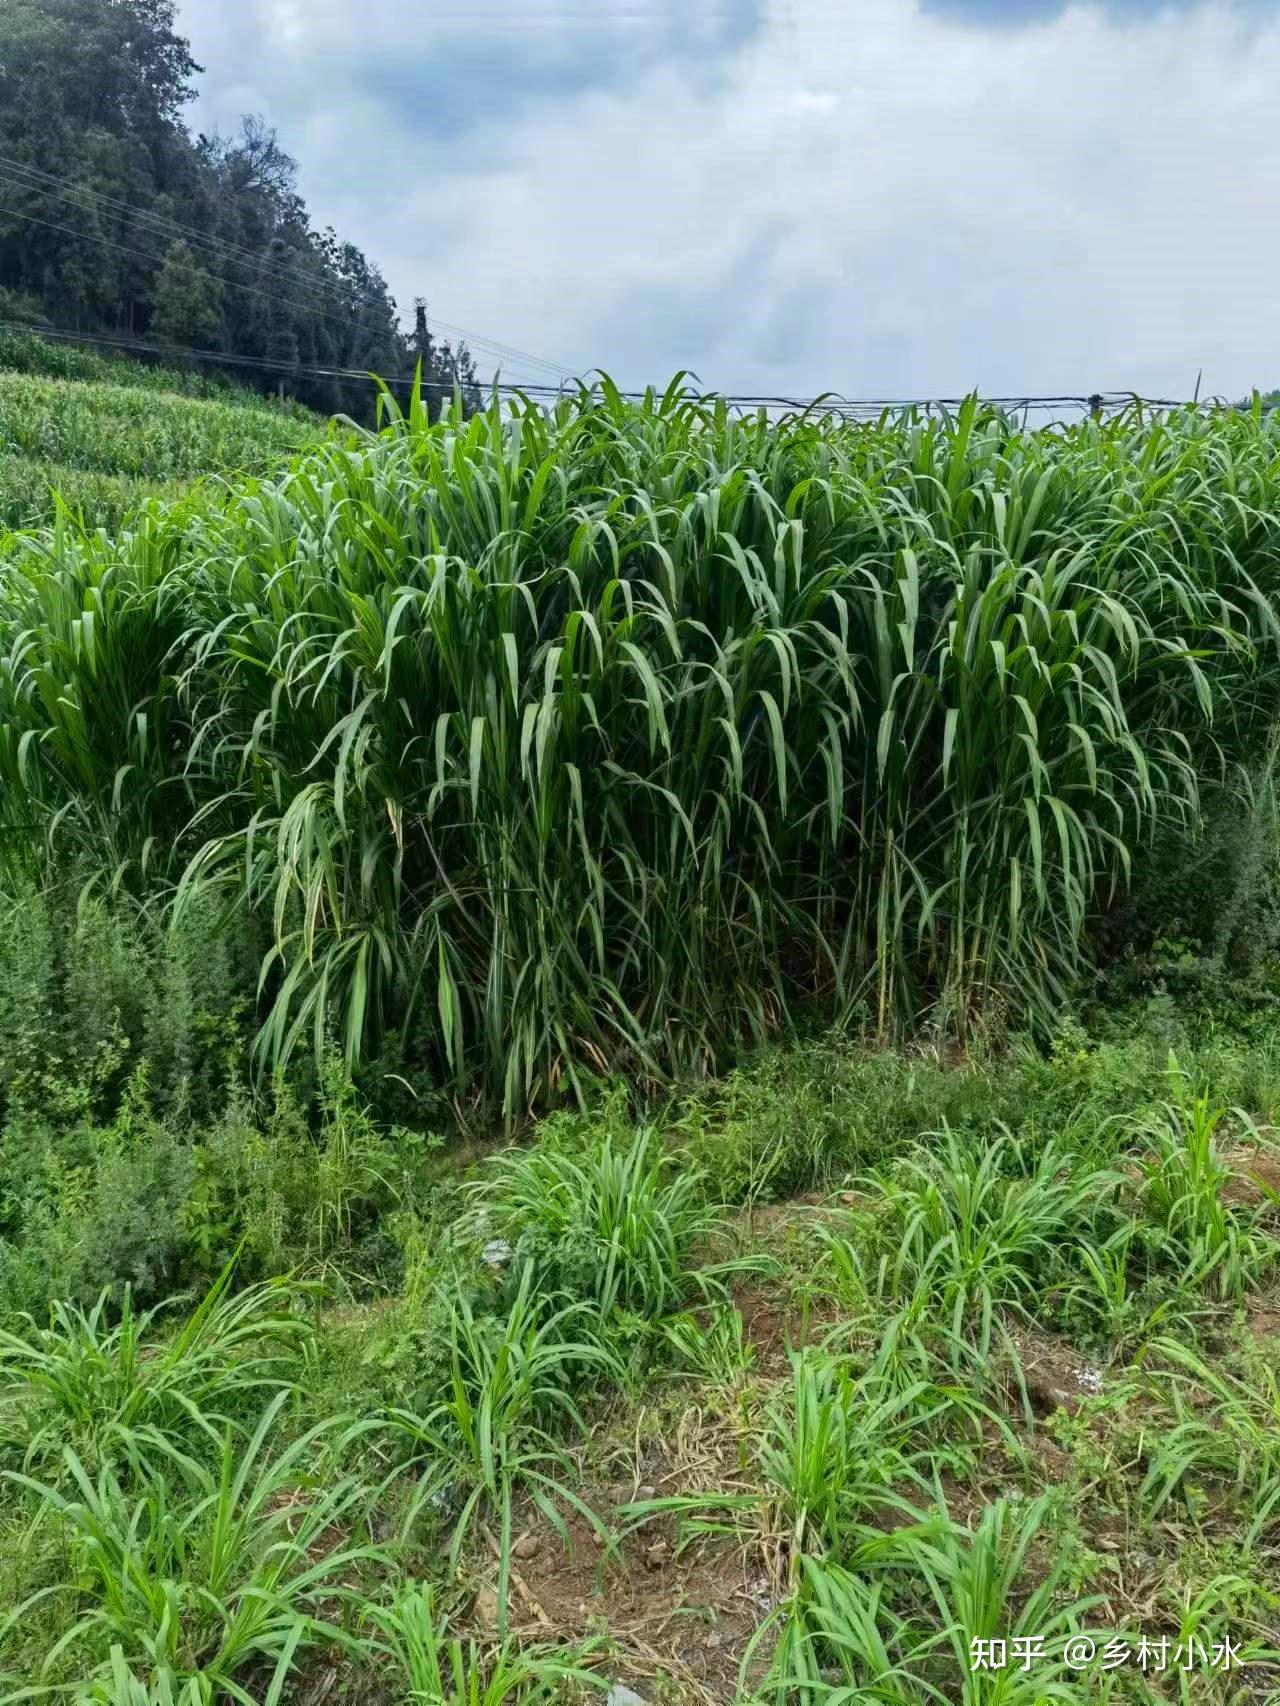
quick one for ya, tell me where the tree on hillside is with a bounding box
[150,240,222,345]
[0,0,199,330]
[0,0,481,421]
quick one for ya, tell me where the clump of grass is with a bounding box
[382,1264,620,1634]
[822,1126,1124,1354]
[661,1301,758,1388]
[911,1493,1105,1706]
[4,1391,380,1699]
[749,1489,1100,1703]
[0,1260,311,1481]
[625,1331,980,1591]
[469,1122,724,1326]
[751,1345,944,1570]
[66,1646,212,1705]
[1131,1074,1280,1301]
[363,1581,598,1703]
[1139,1338,1280,1547]
[1058,1226,1201,1352]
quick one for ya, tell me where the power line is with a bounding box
[0,322,1218,420]
[0,153,347,312]
[0,320,458,390]
[410,312,579,382]
[0,321,1154,411]
[0,194,563,393]
[0,192,395,342]
[0,153,580,383]
[0,319,571,398]
[0,161,1235,414]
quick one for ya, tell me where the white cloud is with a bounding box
[179,0,1280,400]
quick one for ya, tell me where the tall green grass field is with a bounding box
[5,377,1280,1114]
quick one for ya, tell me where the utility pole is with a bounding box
[412,297,436,417]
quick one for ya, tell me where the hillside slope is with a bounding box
[0,335,324,530]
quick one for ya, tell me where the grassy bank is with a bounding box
[1,1002,1279,1701]
[0,331,324,531]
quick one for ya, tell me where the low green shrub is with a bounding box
[0,885,254,1131]
[0,1069,197,1313]
[0,914,438,1311]
[1099,748,1280,1003]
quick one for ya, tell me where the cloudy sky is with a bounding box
[179,0,1280,403]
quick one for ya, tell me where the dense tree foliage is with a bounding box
[0,0,479,419]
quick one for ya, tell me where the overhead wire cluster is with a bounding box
[0,157,1233,418]
[0,320,1216,420]
[0,153,576,391]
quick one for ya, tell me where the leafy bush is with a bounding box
[1100,742,1280,994]
[0,1071,197,1313]
[0,885,253,1130]
[0,888,429,1306]
[673,1035,1031,1202]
